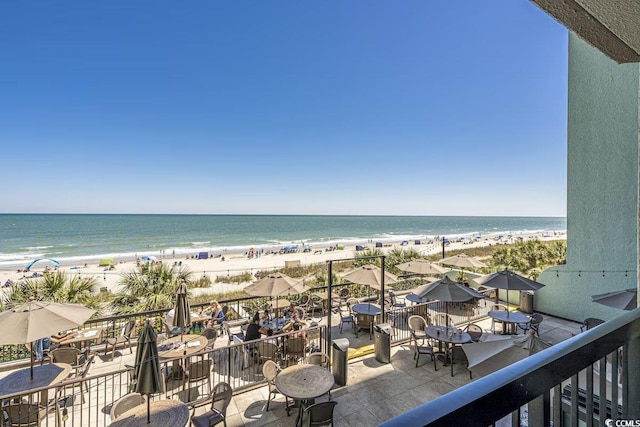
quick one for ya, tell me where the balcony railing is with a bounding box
[380,307,640,427]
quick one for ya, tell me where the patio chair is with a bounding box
[490,304,508,334]
[435,313,452,328]
[355,313,374,340]
[3,402,46,427]
[464,323,483,342]
[284,336,306,365]
[411,329,435,369]
[190,382,233,427]
[105,319,137,360]
[338,308,355,334]
[201,327,218,354]
[338,288,349,305]
[72,353,95,403]
[581,317,605,332]
[388,290,406,308]
[448,345,472,378]
[185,358,213,402]
[408,315,428,348]
[256,341,279,365]
[346,298,359,310]
[262,360,293,413]
[306,352,329,367]
[305,401,338,427]
[110,393,146,422]
[50,347,84,375]
[518,313,544,336]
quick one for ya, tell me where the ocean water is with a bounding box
[0,214,566,268]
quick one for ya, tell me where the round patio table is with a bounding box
[158,335,207,360]
[405,294,429,304]
[425,326,472,366]
[109,399,189,427]
[488,310,530,334]
[0,363,71,409]
[275,364,334,427]
[351,303,381,316]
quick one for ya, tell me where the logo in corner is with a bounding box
[605,419,613,427]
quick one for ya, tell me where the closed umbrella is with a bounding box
[474,269,545,313]
[0,298,96,378]
[462,333,551,377]
[172,282,191,342]
[133,320,163,424]
[591,288,637,310]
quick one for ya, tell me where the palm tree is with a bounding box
[491,239,567,280]
[3,271,101,311]
[110,262,192,314]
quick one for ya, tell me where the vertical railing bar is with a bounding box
[553,384,562,426]
[598,355,607,426]
[612,347,619,421]
[570,374,579,427]
[586,363,594,427]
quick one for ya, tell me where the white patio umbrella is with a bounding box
[396,259,449,276]
[438,253,488,269]
[0,299,96,378]
[591,288,637,310]
[244,273,306,298]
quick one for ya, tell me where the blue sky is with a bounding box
[0,1,567,216]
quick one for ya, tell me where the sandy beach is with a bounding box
[0,231,565,297]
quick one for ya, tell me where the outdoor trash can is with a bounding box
[374,323,392,363]
[332,338,349,386]
[520,291,534,314]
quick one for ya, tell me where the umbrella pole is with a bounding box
[147,396,151,424]
[30,343,34,380]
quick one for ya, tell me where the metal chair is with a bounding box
[448,345,472,378]
[518,313,544,336]
[190,382,233,427]
[262,360,292,413]
[305,400,338,426]
[50,347,84,375]
[355,313,374,340]
[581,317,605,332]
[338,308,355,334]
[3,403,46,427]
[338,288,349,305]
[464,323,483,342]
[284,336,305,365]
[105,319,137,360]
[411,329,435,369]
[305,352,329,367]
[388,290,406,308]
[408,315,428,348]
[109,393,146,422]
[185,358,213,403]
[256,341,279,365]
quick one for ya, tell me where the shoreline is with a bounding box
[0,231,566,296]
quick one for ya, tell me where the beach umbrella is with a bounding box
[410,276,485,319]
[591,288,637,310]
[244,273,306,298]
[396,259,449,276]
[141,255,158,262]
[474,269,545,307]
[437,253,488,269]
[133,320,163,424]
[172,282,191,342]
[0,298,95,379]
[462,333,551,377]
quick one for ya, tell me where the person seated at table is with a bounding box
[208,300,225,323]
[165,308,189,336]
[282,313,307,338]
[244,313,267,342]
[283,303,298,318]
[32,332,73,362]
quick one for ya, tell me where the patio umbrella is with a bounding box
[244,273,306,298]
[592,288,637,310]
[474,269,545,311]
[410,276,485,318]
[133,320,163,424]
[341,264,398,291]
[172,282,191,342]
[462,333,551,377]
[0,298,96,378]
[341,264,398,309]
[396,259,449,276]
[437,253,488,269]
